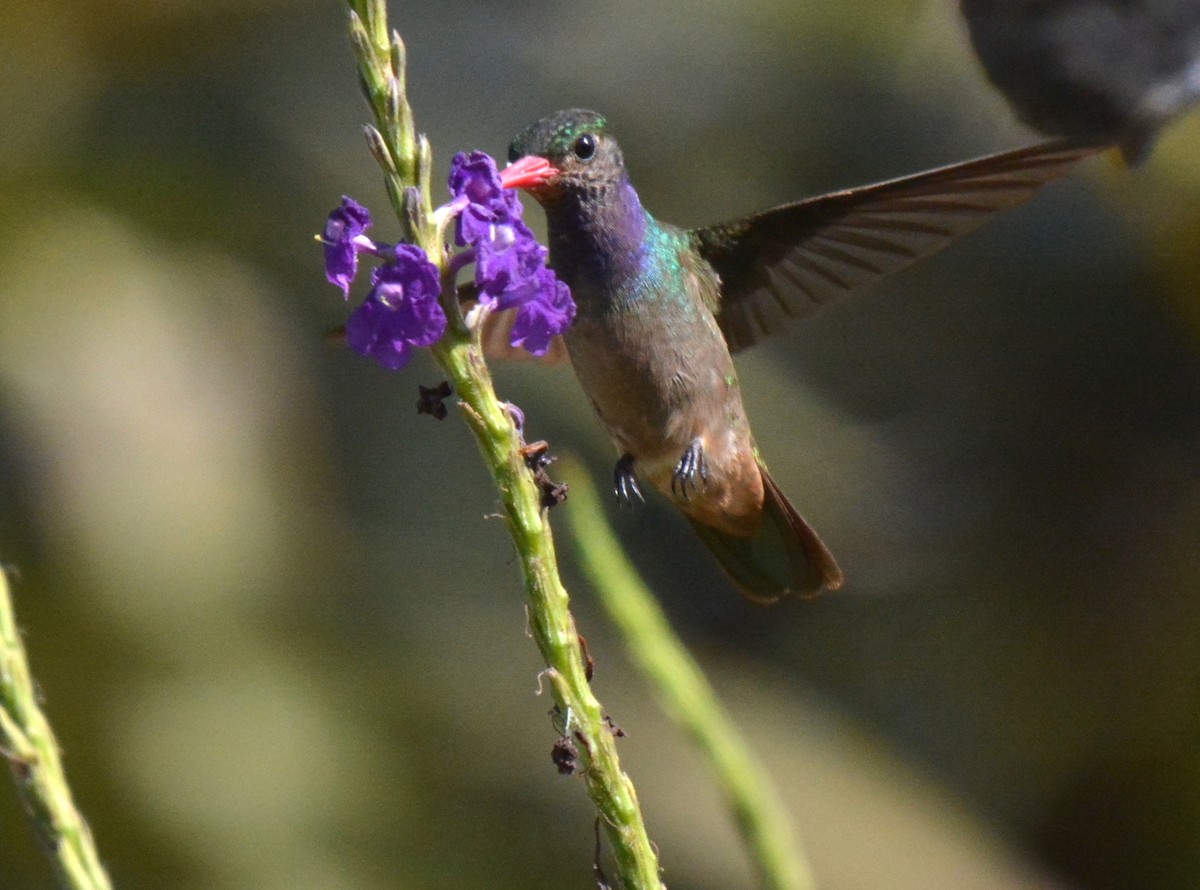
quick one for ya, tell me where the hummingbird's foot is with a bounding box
[613,453,644,508]
[671,440,708,501]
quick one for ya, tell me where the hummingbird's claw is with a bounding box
[671,440,708,501]
[613,453,644,508]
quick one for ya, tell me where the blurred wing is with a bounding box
[476,303,570,366]
[691,140,1104,352]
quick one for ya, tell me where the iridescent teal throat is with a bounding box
[546,172,696,316]
[627,215,691,310]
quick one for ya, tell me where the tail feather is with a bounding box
[688,464,842,603]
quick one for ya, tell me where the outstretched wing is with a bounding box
[691,140,1104,352]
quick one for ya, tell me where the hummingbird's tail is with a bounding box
[687,464,843,603]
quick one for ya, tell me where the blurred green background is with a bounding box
[2,1,1199,888]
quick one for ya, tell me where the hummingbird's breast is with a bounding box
[556,219,765,535]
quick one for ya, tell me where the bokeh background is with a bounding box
[2,1,1199,888]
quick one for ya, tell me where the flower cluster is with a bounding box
[322,198,446,370]
[321,153,573,370]
[344,244,446,370]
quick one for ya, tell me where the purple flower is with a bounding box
[323,197,377,297]
[344,244,445,370]
[448,151,504,210]
[476,230,547,300]
[447,151,529,246]
[504,270,576,357]
[447,151,576,354]
[321,152,574,371]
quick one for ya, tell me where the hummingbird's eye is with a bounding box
[507,141,521,164]
[572,133,597,161]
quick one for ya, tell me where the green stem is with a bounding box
[432,336,661,888]
[0,569,113,890]
[560,457,818,890]
[342,2,663,885]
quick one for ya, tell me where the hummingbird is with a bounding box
[498,109,1100,603]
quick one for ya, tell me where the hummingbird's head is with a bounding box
[501,109,624,203]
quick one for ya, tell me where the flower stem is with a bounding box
[0,568,113,890]
[341,3,663,885]
[559,457,819,890]
[432,336,662,888]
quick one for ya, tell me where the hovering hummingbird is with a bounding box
[498,109,1100,603]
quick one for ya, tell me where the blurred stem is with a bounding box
[0,568,113,890]
[341,2,663,886]
[560,457,818,890]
